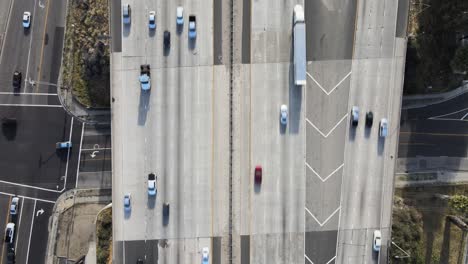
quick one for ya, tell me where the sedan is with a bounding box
[148,173,157,196]
[379,118,388,137]
[254,166,262,184]
[148,11,156,29]
[351,106,359,126]
[373,230,382,252]
[56,141,72,149]
[176,6,184,26]
[124,194,131,212]
[365,111,373,127]
[280,104,288,125]
[202,247,209,264]
[12,71,22,89]
[22,12,31,28]
[10,197,19,215]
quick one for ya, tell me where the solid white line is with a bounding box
[306,71,352,96]
[428,117,468,122]
[62,117,74,191]
[0,180,61,192]
[81,147,112,151]
[0,191,55,203]
[428,107,468,119]
[306,162,344,182]
[306,114,348,138]
[25,200,37,264]
[304,254,314,264]
[15,197,25,249]
[25,0,39,87]
[305,206,340,227]
[326,256,337,264]
[75,122,85,188]
[0,92,57,96]
[461,112,468,120]
[0,103,62,107]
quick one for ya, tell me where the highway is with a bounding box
[399,92,468,157]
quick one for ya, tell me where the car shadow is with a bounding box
[377,136,385,155]
[348,121,357,141]
[124,209,131,219]
[2,122,17,141]
[149,29,155,38]
[188,37,196,50]
[176,24,183,35]
[138,90,151,126]
[254,182,261,193]
[364,125,372,138]
[163,46,170,57]
[147,195,156,209]
[123,24,131,37]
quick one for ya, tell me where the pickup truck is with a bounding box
[188,15,196,39]
[139,64,151,90]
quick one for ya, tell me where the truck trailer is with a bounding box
[293,5,306,86]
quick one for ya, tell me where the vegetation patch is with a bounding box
[62,0,110,107]
[404,0,468,95]
[391,185,468,263]
[96,207,112,264]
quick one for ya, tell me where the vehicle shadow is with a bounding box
[147,195,156,209]
[348,121,356,141]
[254,182,261,193]
[138,90,151,126]
[149,29,155,38]
[123,24,131,37]
[188,37,196,50]
[377,136,385,155]
[2,122,17,141]
[288,43,302,135]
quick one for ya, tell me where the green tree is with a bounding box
[449,194,468,217]
[451,45,468,73]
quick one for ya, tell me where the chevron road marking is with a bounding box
[306,163,344,182]
[305,206,341,227]
[306,71,352,96]
[306,114,348,138]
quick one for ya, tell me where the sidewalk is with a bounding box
[402,81,468,109]
[45,189,112,264]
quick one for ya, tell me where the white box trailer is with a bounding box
[293,5,306,86]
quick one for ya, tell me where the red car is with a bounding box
[254,166,262,184]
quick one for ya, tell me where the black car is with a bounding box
[366,111,373,127]
[136,259,143,264]
[12,71,21,89]
[164,31,170,49]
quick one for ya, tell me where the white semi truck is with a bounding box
[293,5,306,86]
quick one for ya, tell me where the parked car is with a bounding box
[280,104,288,125]
[22,12,31,28]
[188,15,196,39]
[164,31,170,49]
[124,193,131,212]
[379,118,388,137]
[365,111,373,127]
[10,197,19,215]
[4,223,15,244]
[148,173,157,196]
[12,71,22,89]
[254,165,262,184]
[176,6,184,26]
[122,4,131,24]
[351,106,359,126]
[149,11,156,29]
[56,141,72,149]
[202,247,209,264]
[373,230,382,252]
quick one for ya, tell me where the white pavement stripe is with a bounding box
[428,117,468,122]
[461,112,468,120]
[306,162,344,182]
[76,122,85,188]
[326,256,336,264]
[306,114,348,138]
[306,71,352,96]
[62,117,74,192]
[0,191,56,203]
[0,103,62,107]
[81,147,112,151]
[25,200,36,264]
[305,206,340,227]
[304,254,314,264]
[0,92,57,95]
[428,107,468,119]
[0,180,61,193]
[25,0,39,85]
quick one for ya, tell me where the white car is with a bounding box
[373,230,382,252]
[351,106,359,126]
[202,247,209,264]
[148,173,157,196]
[124,193,131,212]
[22,12,31,28]
[280,104,288,125]
[149,11,156,29]
[379,118,388,137]
[10,197,19,215]
[176,6,184,26]
[4,223,15,244]
[122,4,131,24]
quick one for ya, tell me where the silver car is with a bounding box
[10,197,19,215]
[379,118,388,137]
[280,104,288,125]
[122,4,131,24]
[351,106,359,126]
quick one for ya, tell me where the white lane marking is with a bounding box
[0,180,61,193]
[427,117,468,122]
[306,114,348,138]
[304,254,314,264]
[0,191,55,203]
[461,112,468,120]
[25,199,37,264]
[62,117,74,191]
[75,122,85,188]
[428,107,468,119]
[25,0,39,88]
[306,71,352,96]
[0,103,62,107]
[15,196,25,249]
[81,147,112,151]
[0,92,57,95]
[326,256,337,264]
[305,206,340,227]
[306,162,344,182]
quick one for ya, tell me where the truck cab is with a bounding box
[139,65,151,91]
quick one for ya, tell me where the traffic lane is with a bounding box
[81,134,111,150]
[12,197,35,264]
[0,195,12,259]
[26,201,53,264]
[79,149,112,172]
[28,0,67,94]
[0,0,36,93]
[399,130,468,157]
[405,93,468,119]
[0,106,80,190]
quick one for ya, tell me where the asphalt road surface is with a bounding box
[399,92,468,158]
